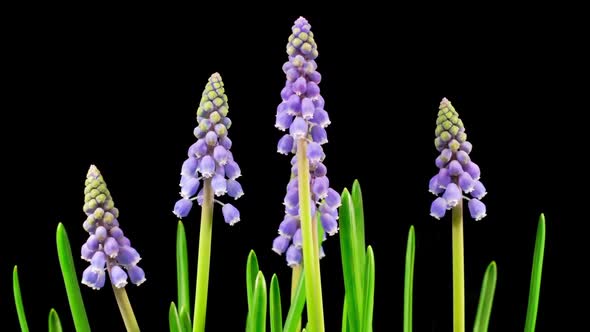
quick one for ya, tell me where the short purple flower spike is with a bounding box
[173,73,243,225]
[81,165,145,289]
[272,17,336,266]
[429,98,487,220]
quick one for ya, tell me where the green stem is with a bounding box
[110,280,140,332]
[193,179,214,332]
[452,201,465,332]
[291,266,302,332]
[296,139,325,332]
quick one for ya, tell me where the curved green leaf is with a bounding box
[283,271,305,332]
[525,214,546,332]
[13,266,29,332]
[246,250,260,331]
[56,223,91,332]
[270,274,283,332]
[253,271,268,332]
[49,308,63,332]
[474,261,497,332]
[169,302,182,332]
[352,180,366,271]
[179,305,191,332]
[339,189,361,331]
[363,246,375,332]
[404,226,415,332]
[341,295,348,332]
[247,250,260,310]
[176,221,190,315]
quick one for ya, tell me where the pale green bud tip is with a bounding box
[87,165,101,179]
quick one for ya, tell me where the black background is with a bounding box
[1,7,585,332]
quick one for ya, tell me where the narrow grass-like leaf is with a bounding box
[48,308,63,332]
[253,271,268,332]
[56,223,91,332]
[404,226,415,332]
[283,271,306,332]
[179,305,191,332]
[525,214,546,332]
[169,302,182,332]
[363,246,375,332]
[341,296,348,332]
[270,274,283,332]
[176,221,190,315]
[352,180,366,270]
[13,266,29,332]
[474,261,497,332]
[246,250,260,331]
[247,250,260,310]
[339,189,361,331]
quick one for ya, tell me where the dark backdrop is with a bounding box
[1,8,584,332]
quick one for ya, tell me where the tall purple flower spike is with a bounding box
[272,17,341,266]
[173,73,243,225]
[429,98,487,221]
[81,165,146,289]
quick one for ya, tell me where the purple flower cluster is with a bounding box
[81,165,145,289]
[272,17,341,267]
[429,98,487,221]
[173,73,242,225]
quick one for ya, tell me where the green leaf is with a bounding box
[341,295,348,332]
[247,250,260,311]
[339,189,361,331]
[525,213,546,332]
[246,250,260,331]
[48,308,63,332]
[56,223,91,332]
[403,226,415,332]
[474,261,497,332]
[270,274,283,332]
[179,305,191,332]
[13,266,29,332]
[283,271,306,332]
[168,302,182,332]
[363,246,375,332]
[352,180,366,271]
[253,271,268,332]
[176,221,190,316]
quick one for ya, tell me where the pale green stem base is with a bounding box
[110,279,140,332]
[291,266,302,332]
[452,201,465,332]
[296,139,325,332]
[193,179,214,332]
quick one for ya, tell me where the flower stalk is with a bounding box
[452,201,465,332]
[110,280,140,332]
[297,139,325,332]
[193,180,214,332]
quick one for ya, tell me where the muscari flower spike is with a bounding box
[429,98,487,221]
[173,73,242,225]
[272,17,341,267]
[81,165,145,290]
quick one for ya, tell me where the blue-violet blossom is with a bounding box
[429,98,487,221]
[173,73,242,225]
[272,17,341,266]
[81,165,145,289]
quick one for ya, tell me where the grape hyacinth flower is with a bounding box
[429,97,487,221]
[172,73,243,332]
[81,165,142,331]
[273,17,340,265]
[173,72,243,225]
[81,165,145,289]
[273,16,339,332]
[429,98,487,332]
